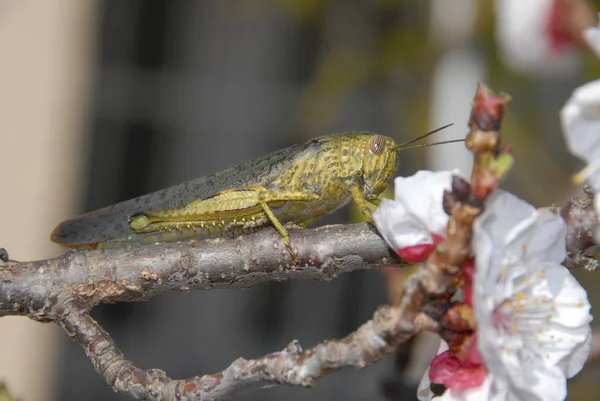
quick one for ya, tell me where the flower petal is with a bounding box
[374,170,458,251]
[561,79,600,170]
[429,350,487,390]
[559,330,593,378]
[583,18,600,58]
[502,209,566,264]
[561,78,600,203]
[418,342,504,401]
[495,0,580,77]
[392,170,457,237]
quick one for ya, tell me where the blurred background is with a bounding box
[0,1,599,400]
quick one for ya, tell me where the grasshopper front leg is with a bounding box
[369,197,382,207]
[348,184,378,219]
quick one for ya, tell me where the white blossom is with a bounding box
[561,79,600,214]
[583,14,600,58]
[495,0,580,77]
[471,190,592,401]
[374,172,592,400]
[373,170,456,253]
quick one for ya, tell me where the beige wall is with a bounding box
[0,2,98,400]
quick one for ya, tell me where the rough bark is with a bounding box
[0,84,597,400]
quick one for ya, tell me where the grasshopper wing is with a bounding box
[51,140,322,247]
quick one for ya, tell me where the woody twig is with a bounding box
[0,85,597,400]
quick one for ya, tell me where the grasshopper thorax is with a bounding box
[361,134,398,200]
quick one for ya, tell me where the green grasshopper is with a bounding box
[51,125,459,258]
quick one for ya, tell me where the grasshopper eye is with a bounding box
[370,135,385,155]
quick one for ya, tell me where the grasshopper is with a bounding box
[51,125,459,259]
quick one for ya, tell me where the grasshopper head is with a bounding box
[360,124,460,201]
[361,134,398,200]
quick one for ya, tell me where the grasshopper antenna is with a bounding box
[397,138,465,152]
[394,123,456,151]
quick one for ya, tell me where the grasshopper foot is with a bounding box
[284,241,300,263]
[287,245,300,263]
[361,206,373,220]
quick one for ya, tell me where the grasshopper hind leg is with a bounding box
[129,212,152,231]
[257,188,321,262]
[258,200,299,262]
[126,186,319,262]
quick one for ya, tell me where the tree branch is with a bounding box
[0,84,597,400]
[49,290,433,401]
[0,222,400,318]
